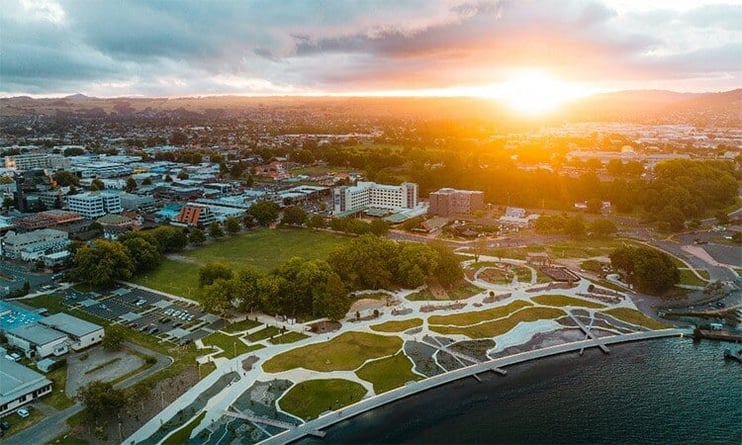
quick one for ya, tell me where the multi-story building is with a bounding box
[0,228,70,260]
[12,210,83,231]
[334,181,418,214]
[428,188,485,216]
[4,154,69,171]
[66,191,123,219]
[175,204,217,227]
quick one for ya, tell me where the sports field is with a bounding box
[132,228,350,300]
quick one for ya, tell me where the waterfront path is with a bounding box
[260,328,689,445]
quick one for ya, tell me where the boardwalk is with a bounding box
[567,311,610,354]
[259,329,689,445]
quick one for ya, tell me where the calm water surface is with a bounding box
[304,338,742,444]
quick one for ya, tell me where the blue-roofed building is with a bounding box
[0,301,42,333]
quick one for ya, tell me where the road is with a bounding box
[260,329,689,445]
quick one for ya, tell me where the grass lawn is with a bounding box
[132,228,351,299]
[603,308,668,330]
[279,379,367,420]
[370,318,422,333]
[430,307,566,338]
[48,433,89,445]
[42,366,75,410]
[531,294,606,309]
[544,239,643,259]
[222,318,263,333]
[263,331,402,373]
[356,352,422,394]
[247,326,281,342]
[447,283,484,300]
[581,259,609,274]
[199,361,217,378]
[269,331,309,345]
[202,332,253,359]
[406,289,435,301]
[164,411,205,445]
[428,300,533,326]
[1,409,45,439]
[678,269,708,287]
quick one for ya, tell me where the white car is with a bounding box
[17,408,29,418]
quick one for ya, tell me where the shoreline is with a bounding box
[259,328,689,445]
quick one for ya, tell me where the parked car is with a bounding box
[17,408,29,418]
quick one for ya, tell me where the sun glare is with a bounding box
[484,70,590,115]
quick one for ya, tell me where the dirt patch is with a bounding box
[426,281,450,300]
[242,355,259,372]
[66,348,144,398]
[349,298,387,312]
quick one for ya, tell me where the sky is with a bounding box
[1,0,741,99]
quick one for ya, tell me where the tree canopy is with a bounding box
[610,246,679,294]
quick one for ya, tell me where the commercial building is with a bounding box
[333,181,418,214]
[38,313,104,351]
[6,323,69,358]
[428,188,485,216]
[0,359,53,417]
[176,204,217,227]
[67,191,123,219]
[0,228,70,261]
[12,210,83,231]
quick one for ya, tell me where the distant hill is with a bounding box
[564,89,742,127]
[1,89,740,127]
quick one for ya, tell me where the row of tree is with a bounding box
[535,215,617,238]
[197,235,464,320]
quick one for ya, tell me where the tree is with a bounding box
[189,227,206,245]
[248,200,280,227]
[103,325,127,351]
[609,246,679,294]
[2,197,14,211]
[122,237,161,273]
[152,226,187,253]
[431,242,464,288]
[732,231,742,244]
[199,262,233,287]
[308,214,325,229]
[208,221,224,238]
[124,176,137,192]
[715,211,730,225]
[142,177,153,186]
[164,174,173,183]
[657,205,685,232]
[177,169,189,180]
[224,216,241,235]
[53,170,80,187]
[90,178,105,191]
[585,198,603,214]
[281,206,307,226]
[369,219,389,236]
[201,278,236,313]
[77,381,128,425]
[73,240,135,287]
[590,219,618,238]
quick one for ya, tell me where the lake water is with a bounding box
[305,338,742,444]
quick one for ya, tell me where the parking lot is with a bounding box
[65,285,218,344]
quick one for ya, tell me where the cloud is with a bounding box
[0,0,740,96]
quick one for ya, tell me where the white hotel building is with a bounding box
[334,181,418,214]
[67,191,123,219]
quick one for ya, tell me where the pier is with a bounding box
[224,409,326,438]
[259,328,689,444]
[567,311,610,354]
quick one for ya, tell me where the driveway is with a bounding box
[66,347,145,398]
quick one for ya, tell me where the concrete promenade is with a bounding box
[259,328,689,445]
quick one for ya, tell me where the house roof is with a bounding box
[39,313,103,337]
[8,323,67,345]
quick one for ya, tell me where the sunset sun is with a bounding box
[486,70,590,115]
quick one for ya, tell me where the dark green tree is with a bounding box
[208,221,224,238]
[224,217,241,235]
[281,206,307,226]
[189,227,206,245]
[198,262,233,287]
[248,200,280,227]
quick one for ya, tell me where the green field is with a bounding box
[603,308,668,330]
[263,332,402,373]
[531,294,606,309]
[678,269,708,287]
[201,333,253,359]
[132,228,350,299]
[370,318,423,332]
[356,352,422,394]
[430,307,566,338]
[269,331,309,345]
[428,300,532,326]
[247,326,281,342]
[279,379,367,420]
[222,318,263,333]
[163,412,205,445]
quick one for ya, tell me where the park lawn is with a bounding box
[603,308,668,330]
[543,239,643,259]
[678,269,708,287]
[447,282,484,300]
[214,343,264,359]
[279,379,367,420]
[478,268,512,285]
[247,326,281,342]
[1,409,45,439]
[199,361,217,378]
[356,352,422,394]
[48,434,89,445]
[370,318,423,333]
[428,300,533,326]
[269,332,309,345]
[531,294,606,309]
[222,318,263,333]
[430,307,566,339]
[132,228,350,299]
[202,332,253,359]
[164,411,205,445]
[405,289,435,301]
[263,331,402,373]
